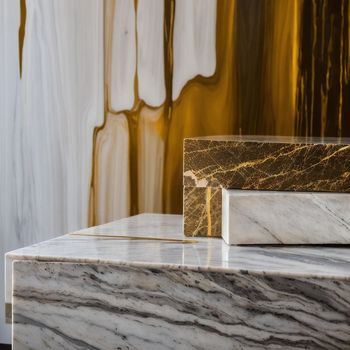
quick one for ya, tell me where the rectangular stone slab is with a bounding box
[6,214,350,349]
[184,135,350,192]
[222,189,350,245]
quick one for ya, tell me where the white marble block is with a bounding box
[5,214,350,349]
[222,189,350,245]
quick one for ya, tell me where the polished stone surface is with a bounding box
[13,259,350,350]
[7,214,350,349]
[183,186,221,237]
[7,214,350,282]
[184,135,350,191]
[222,189,350,245]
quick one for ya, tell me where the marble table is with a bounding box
[5,214,350,349]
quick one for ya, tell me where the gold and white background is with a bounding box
[1,0,350,343]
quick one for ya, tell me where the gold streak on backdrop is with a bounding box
[18,0,26,78]
[90,0,350,224]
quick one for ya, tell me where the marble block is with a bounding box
[222,189,350,245]
[184,135,350,191]
[6,214,350,349]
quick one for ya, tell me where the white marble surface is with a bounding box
[222,189,350,245]
[6,214,350,305]
[7,214,350,349]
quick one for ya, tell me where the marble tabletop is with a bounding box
[5,214,350,304]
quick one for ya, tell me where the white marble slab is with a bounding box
[109,0,136,112]
[6,213,350,305]
[222,189,350,245]
[6,214,350,349]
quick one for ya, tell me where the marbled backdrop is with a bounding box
[7,214,350,349]
[0,0,103,343]
[2,0,350,343]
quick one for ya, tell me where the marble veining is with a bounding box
[7,214,350,349]
[12,260,350,350]
[7,214,350,305]
[184,136,350,191]
[4,0,350,345]
[222,189,350,245]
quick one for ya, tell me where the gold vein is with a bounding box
[69,232,198,244]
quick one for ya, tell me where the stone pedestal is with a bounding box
[5,214,350,349]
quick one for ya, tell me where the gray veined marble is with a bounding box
[222,189,350,245]
[6,214,350,349]
[12,260,350,350]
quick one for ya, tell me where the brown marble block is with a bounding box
[183,135,350,237]
[183,187,221,237]
[184,136,350,192]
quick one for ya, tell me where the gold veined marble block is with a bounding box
[184,135,350,237]
[184,136,350,192]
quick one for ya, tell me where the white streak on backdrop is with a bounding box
[138,107,165,213]
[94,113,130,223]
[172,0,217,100]
[0,0,103,343]
[137,0,165,213]
[137,0,166,107]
